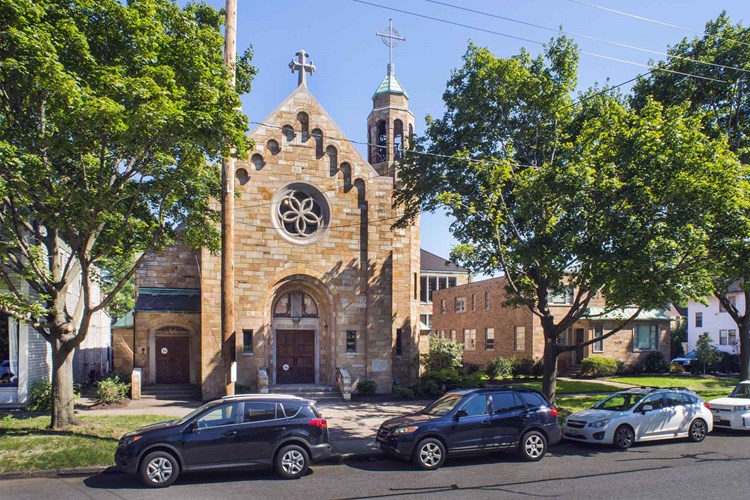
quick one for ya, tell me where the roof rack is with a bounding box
[220,393,306,400]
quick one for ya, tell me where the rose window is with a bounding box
[272,183,330,244]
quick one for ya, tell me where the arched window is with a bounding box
[282,125,295,143]
[297,112,310,143]
[154,326,190,335]
[267,139,280,155]
[375,120,387,163]
[393,119,404,160]
[274,291,319,318]
[251,153,264,171]
[235,167,249,186]
[312,128,324,158]
[326,145,338,175]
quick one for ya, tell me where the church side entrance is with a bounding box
[155,335,190,384]
[276,329,315,383]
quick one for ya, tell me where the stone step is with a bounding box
[269,384,343,401]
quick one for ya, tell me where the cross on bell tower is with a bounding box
[289,50,316,88]
[377,19,405,76]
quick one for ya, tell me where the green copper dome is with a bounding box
[372,72,409,99]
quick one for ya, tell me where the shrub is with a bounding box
[670,363,686,375]
[532,358,544,378]
[714,352,740,374]
[642,352,669,373]
[617,361,643,375]
[421,337,464,372]
[460,363,482,375]
[356,379,377,396]
[415,378,442,398]
[28,381,80,411]
[420,368,485,391]
[579,356,618,378]
[511,357,536,378]
[393,385,415,400]
[96,374,130,405]
[485,357,513,380]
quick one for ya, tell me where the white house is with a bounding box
[687,284,744,354]
[0,273,111,405]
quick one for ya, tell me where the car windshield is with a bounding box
[593,392,646,412]
[173,401,220,426]
[730,384,750,399]
[421,393,465,416]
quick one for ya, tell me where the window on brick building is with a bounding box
[465,329,476,350]
[439,277,447,290]
[455,297,466,313]
[484,291,490,310]
[448,277,457,288]
[485,328,494,351]
[420,276,428,303]
[242,329,254,353]
[450,329,456,341]
[593,324,604,353]
[549,287,575,305]
[440,299,446,314]
[346,330,357,353]
[633,324,658,352]
[514,326,525,351]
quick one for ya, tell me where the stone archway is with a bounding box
[272,290,319,384]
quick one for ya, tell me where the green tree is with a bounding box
[0,0,255,428]
[395,39,740,403]
[632,14,750,380]
[695,332,721,374]
[422,336,464,372]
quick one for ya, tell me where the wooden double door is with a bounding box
[276,329,315,384]
[155,336,190,384]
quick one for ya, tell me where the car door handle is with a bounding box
[223,430,237,436]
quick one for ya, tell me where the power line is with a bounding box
[426,0,750,75]
[351,0,725,83]
[567,0,750,49]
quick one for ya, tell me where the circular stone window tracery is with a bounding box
[271,182,331,244]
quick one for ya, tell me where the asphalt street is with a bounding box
[3,430,749,500]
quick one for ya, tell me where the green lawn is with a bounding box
[0,414,172,473]
[511,379,622,394]
[608,376,738,390]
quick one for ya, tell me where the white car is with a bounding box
[563,388,713,449]
[708,381,750,431]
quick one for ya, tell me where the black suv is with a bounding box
[115,394,331,487]
[377,387,561,470]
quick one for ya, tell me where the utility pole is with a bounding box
[221,0,237,396]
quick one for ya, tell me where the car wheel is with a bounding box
[613,425,634,450]
[275,444,310,479]
[139,451,179,488]
[688,419,707,442]
[518,430,547,461]
[412,438,446,470]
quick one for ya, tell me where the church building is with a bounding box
[113,49,426,399]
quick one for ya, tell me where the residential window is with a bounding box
[549,287,575,305]
[514,326,526,351]
[242,329,254,354]
[0,314,19,387]
[465,329,476,350]
[720,329,728,346]
[471,294,476,311]
[440,299,446,314]
[593,324,604,353]
[420,314,432,333]
[346,330,357,353]
[729,329,737,346]
[633,324,658,352]
[719,296,737,313]
[448,277,457,288]
[455,297,466,313]
[428,277,438,302]
[438,330,446,339]
[695,312,703,328]
[395,328,403,356]
[485,328,495,351]
[484,291,490,310]
[438,277,447,290]
[558,329,568,347]
[450,329,456,342]
[420,276,428,303]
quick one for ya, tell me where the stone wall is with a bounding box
[137,244,200,289]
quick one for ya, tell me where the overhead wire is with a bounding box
[351,0,726,83]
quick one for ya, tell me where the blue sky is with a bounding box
[188,0,747,274]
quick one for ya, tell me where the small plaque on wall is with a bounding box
[371,359,388,372]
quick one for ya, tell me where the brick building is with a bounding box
[112,52,423,398]
[432,277,671,371]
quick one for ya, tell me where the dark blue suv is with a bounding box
[376,387,561,470]
[115,395,331,487]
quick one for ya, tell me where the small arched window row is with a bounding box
[274,290,319,318]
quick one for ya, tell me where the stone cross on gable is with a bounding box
[289,50,316,88]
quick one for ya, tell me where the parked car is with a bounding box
[563,387,712,449]
[671,350,698,368]
[708,380,750,431]
[115,394,331,487]
[376,387,561,470]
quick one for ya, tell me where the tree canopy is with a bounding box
[0,0,255,427]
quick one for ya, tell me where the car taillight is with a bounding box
[550,407,559,417]
[309,418,328,429]
[703,403,710,410]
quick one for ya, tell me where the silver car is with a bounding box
[563,388,713,449]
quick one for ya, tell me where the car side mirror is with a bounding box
[640,404,653,414]
[454,409,468,420]
[189,421,200,432]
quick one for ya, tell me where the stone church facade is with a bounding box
[114,53,422,399]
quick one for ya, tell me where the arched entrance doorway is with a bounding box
[272,290,320,384]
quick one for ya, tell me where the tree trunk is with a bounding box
[50,337,79,429]
[740,319,750,381]
[541,337,559,406]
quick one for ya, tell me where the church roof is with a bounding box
[420,249,468,274]
[112,309,134,329]
[373,72,409,99]
[135,287,201,313]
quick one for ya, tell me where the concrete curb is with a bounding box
[0,466,112,481]
[323,451,385,464]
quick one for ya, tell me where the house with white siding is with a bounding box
[1,265,111,405]
[686,283,744,354]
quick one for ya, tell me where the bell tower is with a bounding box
[367,19,414,177]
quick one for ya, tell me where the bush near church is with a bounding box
[579,356,618,378]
